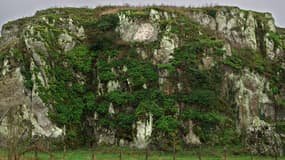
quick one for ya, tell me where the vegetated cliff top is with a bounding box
[2,5,284,54]
[1,5,282,31]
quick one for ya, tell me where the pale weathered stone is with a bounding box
[132,114,153,149]
[108,103,115,115]
[1,59,10,76]
[184,120,201,145]
[107,80,120,92]
[228,69,274,131]
[201,56,214,70]
[58,33,76,52]
[264,34,276,60]
[153,26,178,64]
[0,68,62,139]
[97,129,116,145]
[246,117,282,156]
[149,9,160,21]
[117,12,158,42]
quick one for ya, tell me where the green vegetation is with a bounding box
[223,48,269,74]
[268,31,283,49]
[1,147,284,160]
[207,9,217,18]
[33,8,238,148]
[2,5,285,155]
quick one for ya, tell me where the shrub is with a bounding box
[96,14,119,31]
[116,113,136,129]
[67,45,95,73]
[223,55,244,70]
[268,31,282,49]
[135,100,161,118]
[107,91,134,105]
[188,89,217,106]
[156,116,181,133]
[157,63,176,73]
[207,9,217,18]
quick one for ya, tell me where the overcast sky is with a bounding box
[0,0,285,31]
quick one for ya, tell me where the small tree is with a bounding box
[156,116,180,160]
[7,105,32,160]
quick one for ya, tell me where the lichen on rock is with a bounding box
[117,12,158,42]
[228,69,274,131]
[246,117,282,156]
[132,114,153,149]
[0,6,284,155]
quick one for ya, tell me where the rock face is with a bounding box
[117,12,158,42]
[0,6,284,155]
[184,120,201,145]
[189,7,283,60]
[246,117,282,156]
[132,114,153,149]
[0,13,85,142]
[0,68,62,146]
[226,69,281,155]
[228,69,274,130]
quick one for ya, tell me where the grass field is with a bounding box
[0,146,284,160]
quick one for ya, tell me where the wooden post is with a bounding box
[223,147,227,160]
[63,125,66,160]
[198,145,202,160]
[172,134,176,160]
[119,148,122,160]
[145,146,149,160]
[34,147,38,160]
[48,139,53,160]
[91,152,96,160]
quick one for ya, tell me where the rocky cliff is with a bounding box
[0,6,284,155]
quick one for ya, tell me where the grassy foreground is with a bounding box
[0,146,284,160]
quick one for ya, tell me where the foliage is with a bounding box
[182,108,226,124]
[126,10,149,19]
[66,45,96,73]
[156,116,181,134]
[126,60,158,87]
[11,49,35,91]
[187,89,218,107]
[1,146,279,160]
[276,97,285,108]
[135,100,160,118]
[116,113,136,130]
[95,14,119,31]
[13,6,276,148]
[223,48,268,74]
[157,63,176,73]
[268,31,282,49]
[107,91,134,105]
[223,55,243,70]
[207,9,217,18]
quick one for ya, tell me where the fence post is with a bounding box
[119,148,122,160]
[145,146,149,160]
[91,152,96,160]
[223,147,227,160]
[198,145,202,160]
[63,125,66,160]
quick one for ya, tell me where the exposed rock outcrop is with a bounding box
[189,7,284,60]
[0,68,62,144]
[132,114,153,149]
[246,117,282,156]
[0,6,284,155]
[228,69,274,130]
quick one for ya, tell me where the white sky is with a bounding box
[0,0,285,31]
